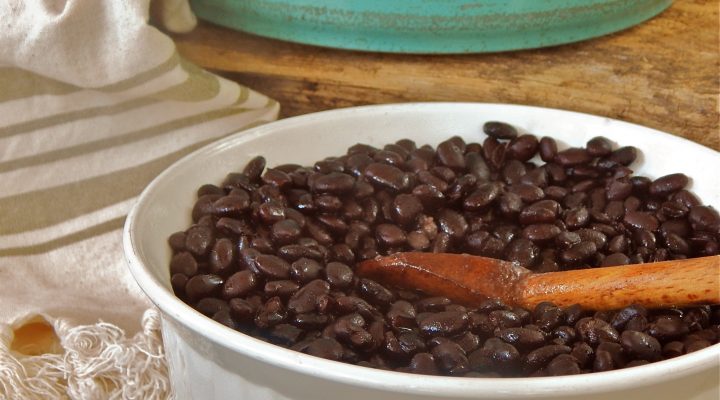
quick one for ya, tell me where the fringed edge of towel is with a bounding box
[0,309,171,400]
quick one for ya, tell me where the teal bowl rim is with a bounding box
[189,0,673,54]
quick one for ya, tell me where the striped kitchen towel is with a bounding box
[0,0,278,398]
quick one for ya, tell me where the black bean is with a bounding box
[325,262,354,289]
[375,224,407,247]
[185,274,223,301]
[523,344,571,373]
[648,315,690,341]
[508,183,545,203]
[464,183,501,211]
[406,353,440,375]
[392,194,424,226]
[576,317,619,345]
[432,341,470,375]
[265,280,300,298]
[624,211,659,232]
[196,297,229,317]
[465,152,491,180]
[536,306,565,331]
[556,148,591,166]
[649,173,689,197]
[621,330,661,361]
[546,354,581,376]
[560,241,597,266]
[662,341,685,358]
[185,225,215,257]
[597,341,626,368]
[564,207,590,229]
[253,255,291,279]
[287,279,330,314]
[304,338,345,361]
[469,338,520,372]
[364,163,410,191]
[358,279,395,308]
[522,224,562,243]
[601,252,630,267]
[418,311,469,337]
[387,300,417,330]
[415,297,453,312]
[538,137,558,163]
[436,139,466,169]
[586,137,613,157]
[606,179,633,201]
[489,310,523,329]
[168,232,187,252]
[608,146,637,166]
[496,328,546,349]
[505,238,539,268]
[437,209,468,240]
[170,252,198,276]
[483,121,518,140]
[222,270,258,299]
[501,160,527,185]
[498,192,524,216]
[519,200,560,225]
[508,135,539,162]
[688,206,720,232]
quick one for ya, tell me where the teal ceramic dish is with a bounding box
[189,0,673,53]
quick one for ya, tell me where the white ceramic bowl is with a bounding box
[124,103,720,400]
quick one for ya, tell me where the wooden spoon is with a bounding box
[356,253,720,310]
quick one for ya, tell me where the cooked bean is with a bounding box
[576,317,619,345]
[649,173,689,197]
[519,200,560,225]
[508,135,539,162]
[606,179,633,201]
[436,139,466,169]
[437,209,468,240]
[560,241,597,266]
[432,341,470,375]
[508,183,545,203]
[170,252,198,276]
[185,225,215,257]
[688,206,720,232]
[608,146,637,166]
[586,137,613,157]
[624,211,659,231]
[522,224,562,242]
[185,274,223,301]
[464,182,501,211]
[621,330,661,361]
[483,121,518,140]
[505,238,539,268]
[418,311,469,337]
[523,344,571,373]
[556,148,591,166]
[538,137,558,163]
[325,262,354,289]
[221,270,258,299]
[648,315,690,341]
[496,327,546,349]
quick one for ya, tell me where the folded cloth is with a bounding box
[0,0,279,398]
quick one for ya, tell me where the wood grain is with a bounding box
[173,0,719,150]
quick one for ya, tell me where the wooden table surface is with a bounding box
[174,0,719,151]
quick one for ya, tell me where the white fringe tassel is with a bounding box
[0,309,172,400]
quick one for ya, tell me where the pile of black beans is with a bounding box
[168,121,720,377]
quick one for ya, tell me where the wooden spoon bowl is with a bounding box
[357,252,720,310]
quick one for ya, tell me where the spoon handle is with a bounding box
[514,255,720,310]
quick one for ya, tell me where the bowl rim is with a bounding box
[124,102,720,397]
